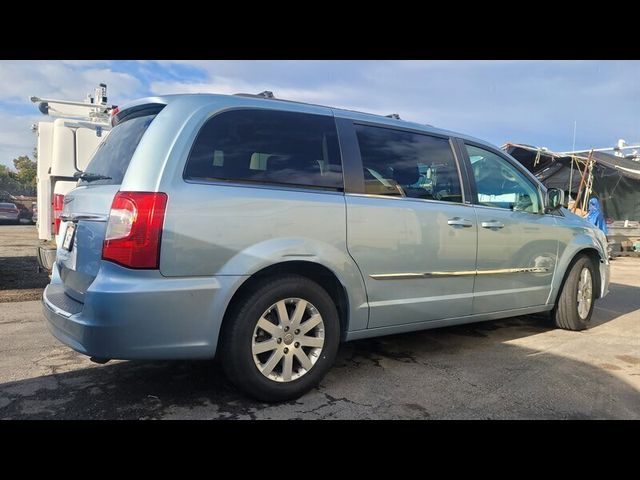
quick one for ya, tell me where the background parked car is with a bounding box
[31,84,113,272]
[0,202,20,224]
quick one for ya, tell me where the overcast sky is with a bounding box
[1,60,639,168]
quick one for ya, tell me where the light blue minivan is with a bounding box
[43,92,610,401]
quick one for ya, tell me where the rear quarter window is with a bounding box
[184,109,343,190]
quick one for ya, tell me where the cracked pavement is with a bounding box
[1,225,639,419]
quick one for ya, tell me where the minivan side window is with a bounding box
[184,109,343,190]
[465,144,541,214]
[355,124,462,203]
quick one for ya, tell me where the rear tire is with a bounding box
[219,275,340,402]
[553,255,596,331]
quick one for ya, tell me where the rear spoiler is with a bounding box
[111,103,166,127]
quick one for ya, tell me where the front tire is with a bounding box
[219,275,340,402]
[553,255,596,331]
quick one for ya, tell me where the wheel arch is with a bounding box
[578,248,603,299]
[552,247,603,307]
[220,260,353,343]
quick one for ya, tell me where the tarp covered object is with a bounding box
[505,145,640,222]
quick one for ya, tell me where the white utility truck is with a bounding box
[31,84,115,271]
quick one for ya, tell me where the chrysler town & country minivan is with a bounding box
[43,93,610,401]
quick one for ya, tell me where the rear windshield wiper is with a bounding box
[74,171,112,182]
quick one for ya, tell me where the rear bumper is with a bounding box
[43,284,92,355]
[42,261,245,360]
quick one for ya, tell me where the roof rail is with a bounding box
[235,90,275,99]
[227,94,414,125]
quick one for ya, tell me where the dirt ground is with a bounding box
[0,224,50,302]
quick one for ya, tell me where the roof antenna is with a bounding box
[257,91,274,99]
[386,113,400,119]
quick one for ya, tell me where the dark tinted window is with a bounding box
[79,110,159,186]
[184,109,343,190]
[355,124,462,202]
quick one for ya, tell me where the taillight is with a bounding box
[102,192,168,269]
[53,194,64,235]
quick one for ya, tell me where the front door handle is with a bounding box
[481,220,505,229]
[447,217,473,228]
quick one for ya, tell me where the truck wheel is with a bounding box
[219,275,340,402]
[553,255,596,331]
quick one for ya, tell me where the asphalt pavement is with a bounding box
[1,225,638,419]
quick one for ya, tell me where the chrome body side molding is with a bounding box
[370,267,550,280]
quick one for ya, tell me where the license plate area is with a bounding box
[62,223,76,251]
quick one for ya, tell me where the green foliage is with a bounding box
[0,155,37,196]
[13,156,37,187]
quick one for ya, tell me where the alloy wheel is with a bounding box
[252,298,325,382]
[576,267,593,320]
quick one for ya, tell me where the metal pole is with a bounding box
[559,145,640,155]
[568,121,576,199]
[572,149,593,214]
[582,156,594,213]
[568,156,575,200]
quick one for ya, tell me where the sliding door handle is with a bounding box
[481,220,505,229]
[447,217,473,228]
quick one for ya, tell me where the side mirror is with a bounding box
[545,188,567,212]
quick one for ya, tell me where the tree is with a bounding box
[13,155,37,188]
[0,155,37,196]
[0,164,22,197]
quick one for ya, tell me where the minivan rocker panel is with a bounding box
[43,93,610,401]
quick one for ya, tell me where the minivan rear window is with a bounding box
[184,109,343,190]
[79,107,161,186]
